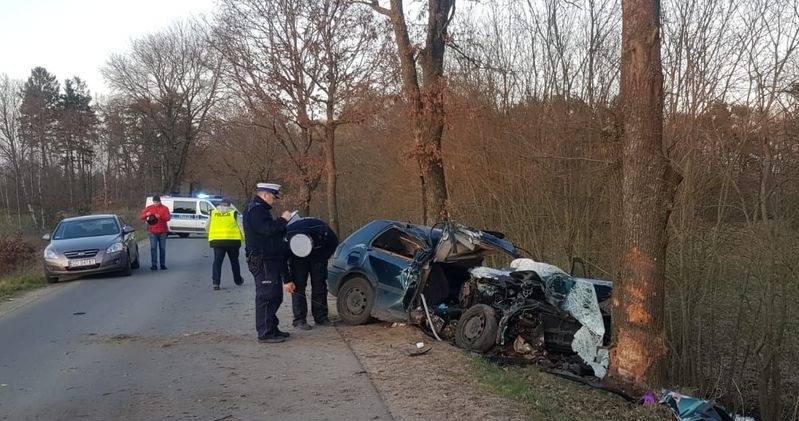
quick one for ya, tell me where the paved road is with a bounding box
[0,237,392,421]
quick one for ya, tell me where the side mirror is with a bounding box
[123,225,136,234]
[42,233,51,241]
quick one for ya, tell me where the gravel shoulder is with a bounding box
[335,319,529,421]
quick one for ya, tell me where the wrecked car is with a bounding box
[327,220,613,377]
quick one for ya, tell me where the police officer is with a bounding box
[285,217,339,329]
[243,183,295,343]
[206,198,244,290]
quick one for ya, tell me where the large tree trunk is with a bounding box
[386,0,452,224]
[610,0,679,389]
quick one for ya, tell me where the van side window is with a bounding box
[173,201,196,214]
[199,201,212,215]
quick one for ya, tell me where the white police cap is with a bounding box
[256,182,281,198]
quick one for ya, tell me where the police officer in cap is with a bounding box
[243,182,295,343]
[285,217,339,329]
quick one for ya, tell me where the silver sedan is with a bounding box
[42,214,140,283]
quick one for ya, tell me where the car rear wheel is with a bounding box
[455,304,498,353]
[337,277,374,325]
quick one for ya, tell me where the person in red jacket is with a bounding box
[139,195,172,270]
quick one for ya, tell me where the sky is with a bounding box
[0,0,217,96]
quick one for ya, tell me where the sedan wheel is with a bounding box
[130,245,140,269]
[121,254,133,276]
[336,277,374,325]
[455,304,498,352]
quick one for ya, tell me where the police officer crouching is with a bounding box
[243,183,294,343]
[285,217,339,329]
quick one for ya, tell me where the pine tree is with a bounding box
[18,67,60,226]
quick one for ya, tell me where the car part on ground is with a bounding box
[659,391,735,421]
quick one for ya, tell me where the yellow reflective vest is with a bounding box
[207,209,243,242]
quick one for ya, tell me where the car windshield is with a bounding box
[53,218,119,240]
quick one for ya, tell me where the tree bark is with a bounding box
[385,0,452,224]
[324,121,339,234]
[610,0,679,389]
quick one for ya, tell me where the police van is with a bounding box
[145,195,240,237]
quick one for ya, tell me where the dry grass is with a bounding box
[0,267,46,299]
[467,357,670,421]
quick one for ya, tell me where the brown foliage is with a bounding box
[0,234,35,270]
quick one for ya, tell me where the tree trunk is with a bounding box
[387,0,452,224]
[299,182,312,217]
[2,173,10,222]
[610,0,679,389]
[324,122,339,234]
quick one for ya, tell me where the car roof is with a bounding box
[371,219,442,240]
[369,219,518,258]
[60,214,118,222]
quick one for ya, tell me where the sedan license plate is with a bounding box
[69,258,96,268]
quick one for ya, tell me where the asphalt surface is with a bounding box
[0,237,392,421]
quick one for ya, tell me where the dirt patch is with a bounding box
[337,321,529,421]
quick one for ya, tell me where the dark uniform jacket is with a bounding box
[285,217,339,262]
[243,196,288,259]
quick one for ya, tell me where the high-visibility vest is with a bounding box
[208,209,243,241]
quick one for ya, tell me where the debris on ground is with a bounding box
[659,390,734,421]
[408,341,432,356]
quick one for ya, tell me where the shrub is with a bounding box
[0,235,36,270]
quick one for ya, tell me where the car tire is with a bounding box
[130,246,140,269]
[45,275,58,284]
[455,304,498,353]
[336,276,374,325]
[178,233,190,238]
[121,255,133,277]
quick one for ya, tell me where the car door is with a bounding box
[198,200,212,231]
[367,226,425,320]
[171,200,198,232]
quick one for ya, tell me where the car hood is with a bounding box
[48,234,121,253]
[431,222,518,262]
